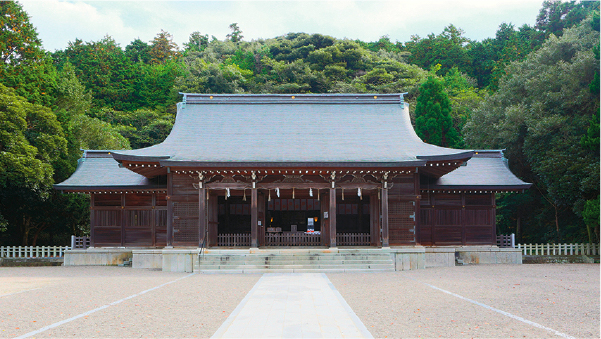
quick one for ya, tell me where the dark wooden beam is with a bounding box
[381,185,389,247]
[166,173,173,247]
[251,187,258,247]
[198,186,207,248]
[329,187,337,247]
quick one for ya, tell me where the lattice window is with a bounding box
[388,201,415,244]
[173,202,198,218]
[173,219,199,243]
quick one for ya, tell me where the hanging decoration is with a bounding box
[309,188,313,197]
[292,188,295,199]
[226,188,231,200]
[342,188,345,201]
[268,189,271,202]
[276,187,280,198]
[317,188,320,201]
[243,189,247,201]
[358,187,362,200]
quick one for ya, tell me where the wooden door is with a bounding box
[388,198,416,245]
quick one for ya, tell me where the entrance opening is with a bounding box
[267,198,321,233]
[336,196,371,233]
[217,196,250,234]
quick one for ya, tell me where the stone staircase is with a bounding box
[194,249,395,273]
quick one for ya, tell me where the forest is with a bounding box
[0,0,598,246]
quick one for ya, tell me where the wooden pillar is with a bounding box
[121,193,126,247]
[381,184,389,247]
[370,193,380,246]
[166,172,173,247]
[198,186,206,248]
[329,187,337,247]
[207,193,218,247]
[320,193,329,246]
[90,193,95,248]
[258,193,265,247]
[251,186,258,248]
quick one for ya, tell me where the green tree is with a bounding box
[226,23,243,43]
[56,36,138,111]
[414,75,461,147]
[464,19,599,242]
[125,38,151,64]
[0,1,56,106]
[149,30,180,64]
[184,31,209,53]
[0,84,68,245]
[405,25,472,76]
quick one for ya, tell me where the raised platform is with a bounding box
[63,246,522,272]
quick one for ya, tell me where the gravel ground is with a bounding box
[1,264,598,338]
[328,264,600,338]
[0,267,260,338]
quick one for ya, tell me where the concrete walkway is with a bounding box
[212,273,373,338]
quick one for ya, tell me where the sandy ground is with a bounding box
[328,264,600,338]
[0,267,260,338]
[0,264,598,338]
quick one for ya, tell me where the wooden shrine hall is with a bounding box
[55,93,530,250]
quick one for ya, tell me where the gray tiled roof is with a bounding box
[111,94,471,166]
[423,150,531,190]
[54,151,165,191]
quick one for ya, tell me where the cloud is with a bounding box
[21,0,542,51]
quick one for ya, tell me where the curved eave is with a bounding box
[111,153,171,163]
[417,151,474,162]
[421,184,532,192]
[159,160,427,169]
[54,184,166,192]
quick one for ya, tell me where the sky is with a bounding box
[21,0,545,52]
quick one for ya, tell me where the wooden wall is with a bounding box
[388,175,418,246]
[170,174,200,246]
[418,193,495,246]
[91,192,167,247]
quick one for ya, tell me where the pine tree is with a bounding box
[414,75,461,148]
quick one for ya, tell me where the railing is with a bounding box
[71,236,91,249]
[518,243,599,256]
[265,233,321,246]
[497,234,515,248]
[337,233,371,246]
[0,246,70,258]
[217,233,251,247]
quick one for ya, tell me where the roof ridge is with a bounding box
[180,93,407,105]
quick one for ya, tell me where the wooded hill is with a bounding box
[0,0,598,246]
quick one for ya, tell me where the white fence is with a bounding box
[0,246,70,258]
[517,243,599,256]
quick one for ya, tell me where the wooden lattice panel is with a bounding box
[388,201,416,244]
[173,202,199,244]
[173,202,199,218]
[173,218,199,243]
[94,210,121,227]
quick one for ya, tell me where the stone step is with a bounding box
[194,250,395,273]
[197,268,395,274]
[197,254,392,261]
[197,261,394,267]
[196,263,394,270]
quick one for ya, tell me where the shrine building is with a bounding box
[55,93,530,270]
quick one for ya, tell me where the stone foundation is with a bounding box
[63,248,132,266]
[63,246,522,271]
